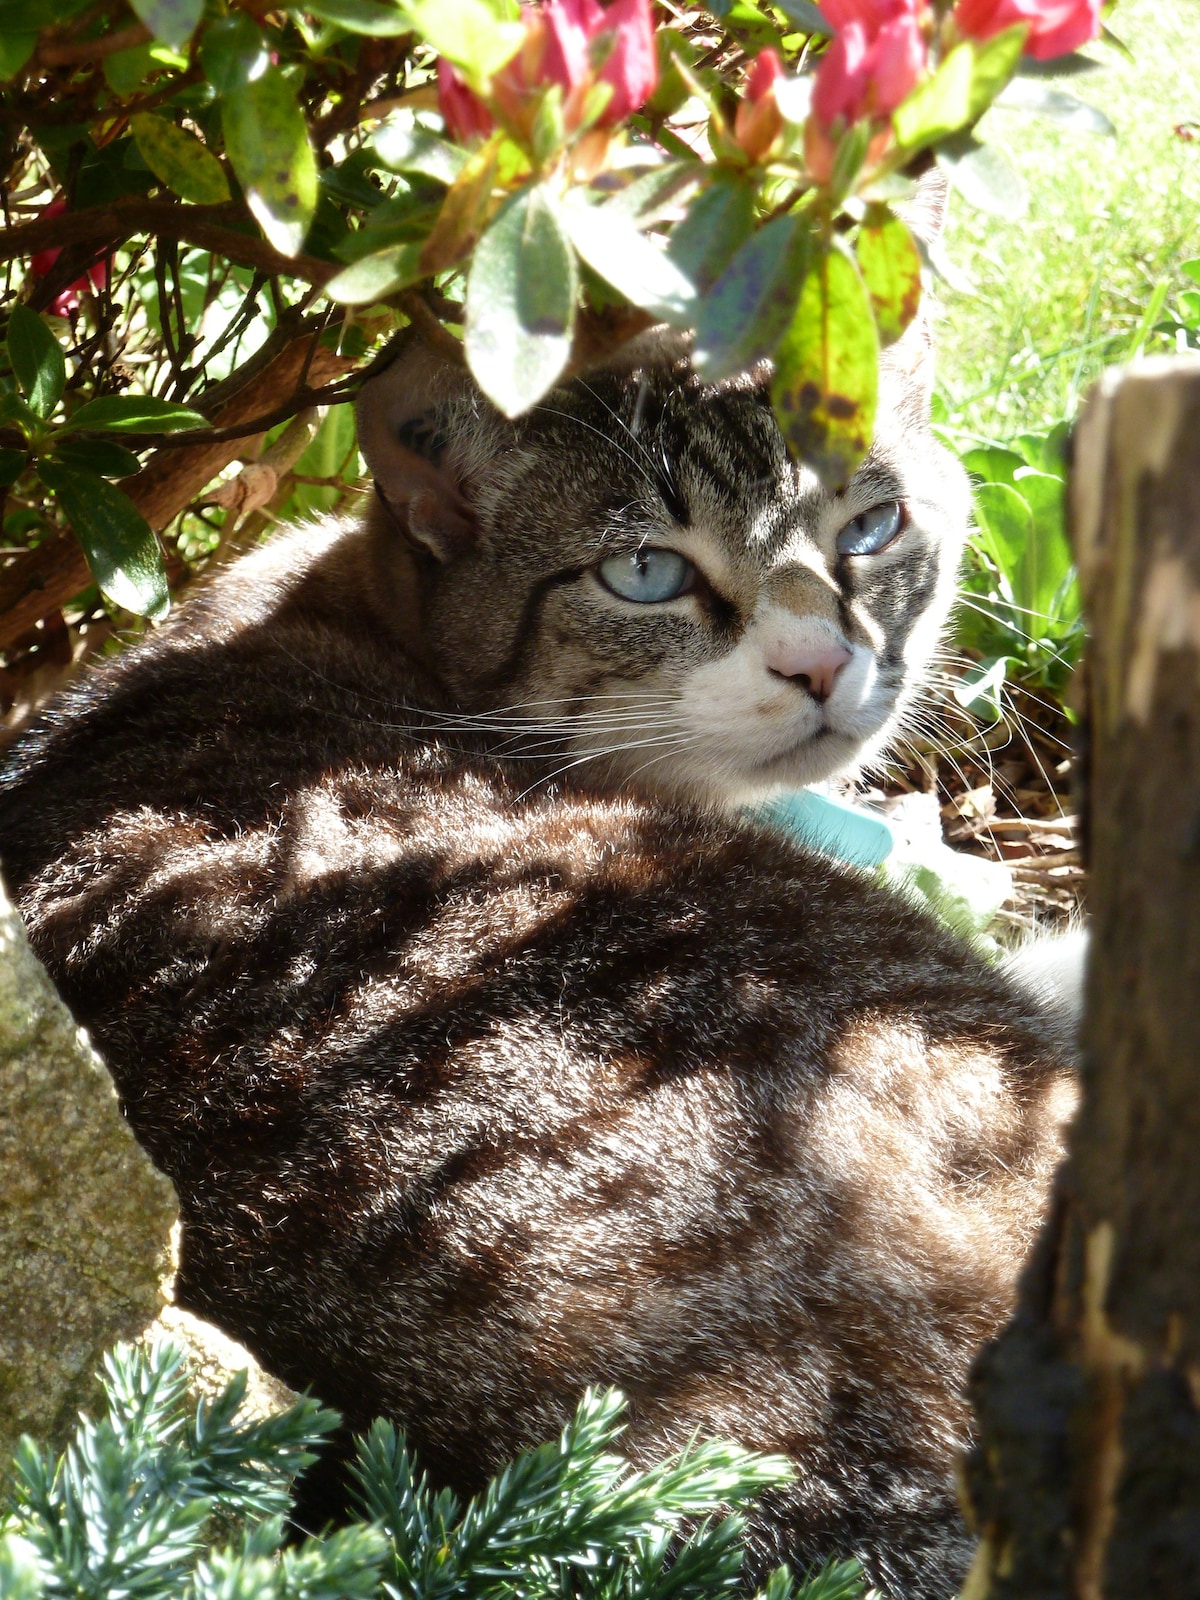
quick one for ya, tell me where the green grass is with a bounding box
[935,0,1200,444]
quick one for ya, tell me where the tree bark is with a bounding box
[965,353,1200,1598]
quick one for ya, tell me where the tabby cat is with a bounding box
[0,308,1076,1598]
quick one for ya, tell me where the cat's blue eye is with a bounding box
[836,501,905,557]
[598,548,693,604]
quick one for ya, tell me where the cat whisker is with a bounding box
[619,740,701,791]
[269,638,686,731]
[487,719,687,759]
[514,732,693,801]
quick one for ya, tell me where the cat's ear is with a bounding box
[896,164,949,252]
[356,332,480,563]
[882,167,950,410]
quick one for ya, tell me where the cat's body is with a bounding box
[0,327,1075,1599]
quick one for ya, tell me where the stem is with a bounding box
[0,199,338,288]
[35,22,151,67]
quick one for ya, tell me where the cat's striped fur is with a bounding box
[0,326,1075,1599]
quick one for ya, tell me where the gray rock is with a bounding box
[0,879,177,1460]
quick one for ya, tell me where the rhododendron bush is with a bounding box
[0,0,1110,636]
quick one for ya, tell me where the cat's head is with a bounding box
[356,273,969,809]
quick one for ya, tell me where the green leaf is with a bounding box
[1181,259,1200,290]
[51,436,142,478]
[131,113,230,204]
[7,305,66,417]
[965,24,1027,120]
[0,390,44,440]
[0,446,27,487]
[465,183,576,418]
[38,461,170,620]
[103,42,156,96]
[995,76,1115,135]
[0,0,89,24]
[320,155,386,210]
[1036,419,1070,475]
[302,0,413,34]
[560,197,696,326]
[855,205,921,345]
[828,120,871,203]
[323,241,425,304]
[645,30,698,117]
[774,0,831,34]
[1013,468,1070,616]
[605,160,701,229]
[222,68,318,257]
[371,120,467,186]
[892,42,974,151]
[791,1558,871,1600]
[667,174,757,293]
[418,136,501,273]
[129,0,203,51]
[936,136,1027,220]
[0,31,35,79]
[60,395,207,434]
[199,13,269,96]
[961,445,1025,489]
[972,480,1031,583]
[398,0,524,85]
[770,238,878,491]
[332,193,439,262]
[693,213,812,381]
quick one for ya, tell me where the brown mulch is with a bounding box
[877,678,1086,935]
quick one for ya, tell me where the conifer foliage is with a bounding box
[0,1341,871,1600]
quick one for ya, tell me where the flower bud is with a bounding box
[812,5,926,130]
[30,198,108,318]
[437,60,495,143]
[735,49,785,163]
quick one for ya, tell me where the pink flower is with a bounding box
[436,0,656,150]
[745,46,785,104]
[30,199,108,318]
[438,60,495,142]
[735,49,786,162]
[540,0,656,126]
[812,6,925,127]
[953,0,1101,61]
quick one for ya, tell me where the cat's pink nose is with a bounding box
[766,642,852,704]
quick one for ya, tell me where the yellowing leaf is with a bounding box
[855,206,922,346]
[771,239,878,491]
[222,68,318,258]
[131,113,230,205]
[419,138,500,275]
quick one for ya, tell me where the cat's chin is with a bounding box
[592,728,871,812]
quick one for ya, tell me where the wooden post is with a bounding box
[965,353,1200,1599]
